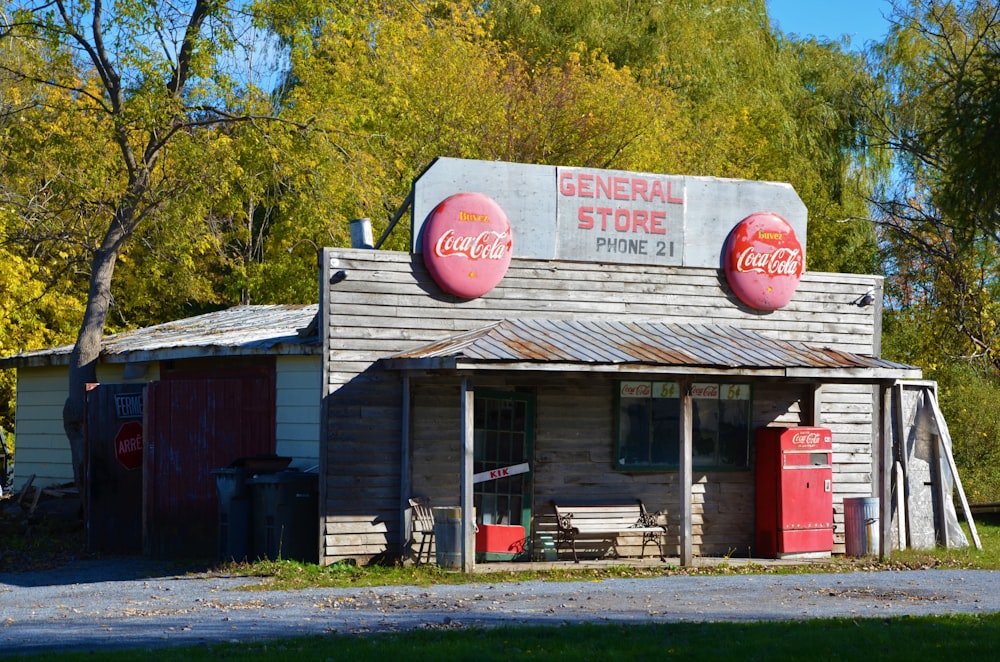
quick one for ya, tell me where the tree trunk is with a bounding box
[63,246,119,496]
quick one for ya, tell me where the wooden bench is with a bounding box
[551,499,666,562]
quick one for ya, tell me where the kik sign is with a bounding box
[473,462,530,484]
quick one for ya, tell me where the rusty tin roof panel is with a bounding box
[0,304,319,368]
[387,318,918,375]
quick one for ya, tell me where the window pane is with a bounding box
[616,381,750,470]
[619,398,651,465]
[717,399,749,465]
[512,400,526,429]
[692,397,719,465]
[651,397,680,465]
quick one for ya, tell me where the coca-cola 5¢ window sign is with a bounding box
[723,212,803,311]
[422,192,514,298]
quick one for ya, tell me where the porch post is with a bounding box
[460,376,475,572]
[810,384,823,426]
[399,374,411,555]
[879,382,892,560]
[679,378,693,566]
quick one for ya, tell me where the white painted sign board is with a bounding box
[411,157,808,270]
[473,462,531,484]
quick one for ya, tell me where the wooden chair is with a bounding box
[409,497,435,564]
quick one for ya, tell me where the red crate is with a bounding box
[475,524,526,560]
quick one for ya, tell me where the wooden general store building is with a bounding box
[318,157,921,570]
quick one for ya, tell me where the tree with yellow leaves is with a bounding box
[1,0,291,493]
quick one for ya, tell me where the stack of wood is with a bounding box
[1,475,79,520]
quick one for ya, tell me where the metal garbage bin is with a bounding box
[211,467,252,562]
[211,455,291,563]
[844,496,880,557]
[249,470,319,563]
[432,506,463,569]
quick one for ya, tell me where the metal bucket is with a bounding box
[844,497,880,557]
[432,506,463,569]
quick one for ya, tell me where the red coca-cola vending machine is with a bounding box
[755,426,834,558]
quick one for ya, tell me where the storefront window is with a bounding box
[616,381,751,470]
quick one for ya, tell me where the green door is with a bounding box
[473,391,534,538]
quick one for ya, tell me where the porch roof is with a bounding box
[381,318,921,381]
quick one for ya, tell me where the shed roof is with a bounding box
[0,304,320,369]
[382,318,921,381]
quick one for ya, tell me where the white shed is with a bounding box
[0,304,321,492]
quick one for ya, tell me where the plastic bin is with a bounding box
[211,467,252,562]
[432,506,463,569]
[249,470,319,563]
[844,496,880,557]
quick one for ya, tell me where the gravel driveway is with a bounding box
[2,558,999,654]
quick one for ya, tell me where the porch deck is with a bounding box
[471,555,816,573]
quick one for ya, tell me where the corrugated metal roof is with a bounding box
[0,304,319,368]
[385,319,921,380]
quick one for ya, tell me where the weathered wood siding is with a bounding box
[321,249,883,563]
[824,382,877,553]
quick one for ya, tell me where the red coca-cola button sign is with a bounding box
[723,212,803,310]
[422,192,513,298]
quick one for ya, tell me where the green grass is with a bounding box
[218,517,1000,591]
[5,614,999,661]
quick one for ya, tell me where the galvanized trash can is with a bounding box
[249,470,319,564]
[212,456,292,563]
[844,496,880,557]
[432,506,463,569]
[211,467,252,562]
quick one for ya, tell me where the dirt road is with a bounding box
[2,558,998,654]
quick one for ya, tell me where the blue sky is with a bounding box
[766,0,895,48]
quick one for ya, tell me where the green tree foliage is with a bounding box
[258,0,691,252]
[869,1,1000,369]
[934,362,1000,503]
[0,213,82,434]
[256,0,878,272]
[869,0,1000,501]
[490,0,881,273]
[0,0,294,490]
[0,4,83,432]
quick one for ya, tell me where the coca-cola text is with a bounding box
[434,229,510,261]
[621,382,652,397]
[790,430,824,447]
[735,246,802,276]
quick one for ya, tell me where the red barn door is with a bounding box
[144,374,274,558]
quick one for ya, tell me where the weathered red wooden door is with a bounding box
[84,383,146,554]
[144,377,275,558]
